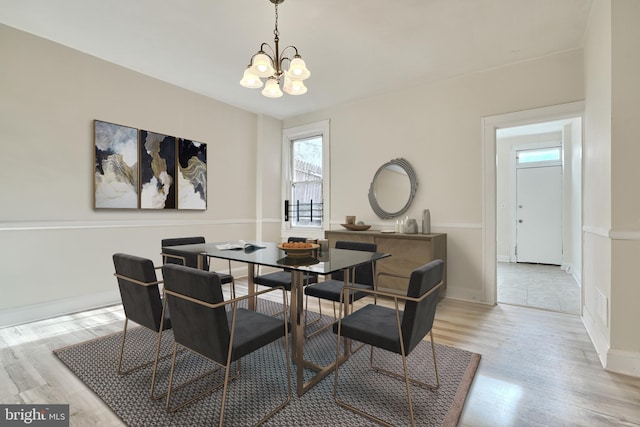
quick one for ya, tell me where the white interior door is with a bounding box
[516,165,562,264]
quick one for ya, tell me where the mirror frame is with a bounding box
[368,158,418,219]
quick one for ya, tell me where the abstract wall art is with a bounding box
[94,120,139,209]
[177,139,207,210]
[93,120,207,211]
[139,130,177,209]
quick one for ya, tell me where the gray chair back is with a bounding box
[113,253,166,332]
[161,236,208,270]
[401,259,444,354]
[162,263,230,365]
[331,241,377,285]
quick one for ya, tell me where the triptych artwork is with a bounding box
[94,120,207,210]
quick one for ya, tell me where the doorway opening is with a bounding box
[481,101,584,314]
[495,119,581,314]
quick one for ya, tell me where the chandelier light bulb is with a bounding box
[251,53,275,78]
[262,78,283,98]
[240,68,264,88]
[283,72,307,95]
[288,57,310,80]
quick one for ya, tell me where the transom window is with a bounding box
[516,147,561,165]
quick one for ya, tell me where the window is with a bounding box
[289,137,322,227]
[516,147,561,165]
[282,120,330,230]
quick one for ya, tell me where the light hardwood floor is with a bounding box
[1,282,639,426]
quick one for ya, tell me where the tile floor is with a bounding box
[497,262,581,315]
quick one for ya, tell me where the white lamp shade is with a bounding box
[283,73,307,95]
[288,57,310,80]
[240,68,263,88]
[262,78,283,98]
[250,53,275,78]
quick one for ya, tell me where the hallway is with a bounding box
[497,262,580,315]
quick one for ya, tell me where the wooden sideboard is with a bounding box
[324,230,447,296]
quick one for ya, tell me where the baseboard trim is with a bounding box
[444,288,487,304]
[0,290,121,328]
[606,349,640,377]
[581,307,609,369]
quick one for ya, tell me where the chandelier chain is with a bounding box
[273,4,279,40]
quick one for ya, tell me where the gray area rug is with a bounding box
[54,300,480,426]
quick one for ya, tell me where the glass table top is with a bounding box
[162,241,390,274]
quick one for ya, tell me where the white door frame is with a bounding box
[481,101,584,305]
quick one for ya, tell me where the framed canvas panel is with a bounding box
[177,139,207,210]
[139,130,177,209]
[94,120,139,209]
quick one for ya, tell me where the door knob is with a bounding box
[518,219,523,223]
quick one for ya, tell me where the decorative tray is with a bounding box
[276,243,320,257]
[340,224,371,231]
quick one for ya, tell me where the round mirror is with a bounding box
[368,158,418,219]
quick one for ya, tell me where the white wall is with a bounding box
[284,50,584,303]
[0,24,274,326]
[582,0,613,365]
[609,0,640,374]
[256,114,284,243]
[582,0,640,377]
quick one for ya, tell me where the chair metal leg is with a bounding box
[117,318,172,377]
[150,326,189,401]
[228,260,236,299]
[116,318,129,375]
[164,343,235,413]
[303,295,325,338]
[229,277,236,300]
[402,343,416,427]
[165,309,291,426]
[369,330,440,390]
[334,315,395,427]
[305,300,365,356]
[150,323,168,400]
[222,291,291,426]
[335,320,439,426]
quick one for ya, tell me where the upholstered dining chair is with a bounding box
[160,236,236,298]
[332,259,445,427]
[112,253,172,399]
[158,263,291,426]
[254,237,319,318]
[303,240,378,338]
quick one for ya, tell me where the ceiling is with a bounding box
[0,0,592,120]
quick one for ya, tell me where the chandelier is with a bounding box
[239,0,310,98]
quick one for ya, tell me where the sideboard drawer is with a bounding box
[324,230,447,296]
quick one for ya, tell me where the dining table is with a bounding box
[161,240,390,396]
